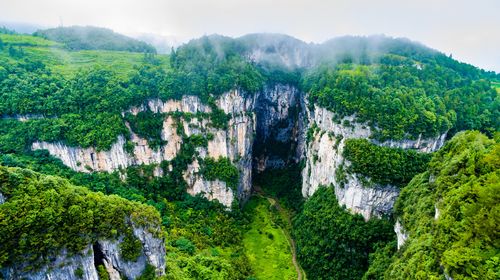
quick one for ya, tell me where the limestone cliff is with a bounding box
[301,103,447,220]
[1,224,165,280]
[30,85,447,214]
[32,91,255,207]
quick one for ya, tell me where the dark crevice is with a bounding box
[93,243,106,271]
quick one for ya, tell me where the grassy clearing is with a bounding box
[0,33,170,78]
[243,196,297,280]
[0,33,61,47]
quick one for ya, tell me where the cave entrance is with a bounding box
[252,85,306,175]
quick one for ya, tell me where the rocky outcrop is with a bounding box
[1,245,99,280]
[1,224,166,280]
[302,103,447,220]
[394,220,409,250]
[374,132,447,153]
[0,192,5,204]
[334,179,400,220]
[184,158,234,207]
[1,114,47,122]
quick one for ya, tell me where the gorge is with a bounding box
[0,28,498,280]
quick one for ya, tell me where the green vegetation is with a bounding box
[120,231,143,262]
[382,131,500,279]
[97,265,110,280]
[74,266,84,279]
[242,197,297,280]
[293,187,395,280]
[343,139,432,187]
[0,165,161,268]
[303,56,499,140]
[0,30,499,279]
[199,157,239,190]
[34,26,156,53]
[169,35,264,100]
[0,150,254,278]
[492,80,500,93]
[124,110,166,149]
[253,164,304,213]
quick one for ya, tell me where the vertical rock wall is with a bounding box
[253,84,305,171]
[301,102,447,220]
[31,91,255,207]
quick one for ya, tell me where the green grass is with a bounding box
[243,197,297,280]
[0,33,61,47]
[0,33,170,78]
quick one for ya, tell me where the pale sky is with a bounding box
[1,0,499,72]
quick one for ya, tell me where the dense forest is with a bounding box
[343,139,432,187]
[384,131,500,279]
[0,165,162,269]
[0,29,499,280]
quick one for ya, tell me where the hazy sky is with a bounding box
[1,0,499,72]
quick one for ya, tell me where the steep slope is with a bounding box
[0,165,166,279]
[358,131,500,280]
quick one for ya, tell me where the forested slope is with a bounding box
[382,131,500,279]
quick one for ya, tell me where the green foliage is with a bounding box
[343,139,432,187]
[253,164,304,213]
[74,266,84,279]
[385,131,500,279]
[304,58,499,140]
[199,157,239,191]
[97,265,110,280]
[165,247,252,280]
[362,241,397,280]
[120,231,143,262]
[137,264,157,280]
[0,165,161,268]
[169,35,264,100]
[34,26,156,53]
[293,187,395,280]
[125,111,166,149]
[173,237,196,255]
[242,197,297,280]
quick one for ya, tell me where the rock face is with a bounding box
[301,103,447,220]
[1,245,99,280]
[32,91,255,207]
[1,224,166,280]
[394,220,409,250]
[30,86,447,214]
[253,84,305,171]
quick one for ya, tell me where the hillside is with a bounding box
[0,165,166,278]
[376,131,499,279]
[34,26,156,53]
[0,31,498,279]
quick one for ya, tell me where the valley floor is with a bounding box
[242,195,299,280]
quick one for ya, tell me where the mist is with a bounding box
[0,0,499,72]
